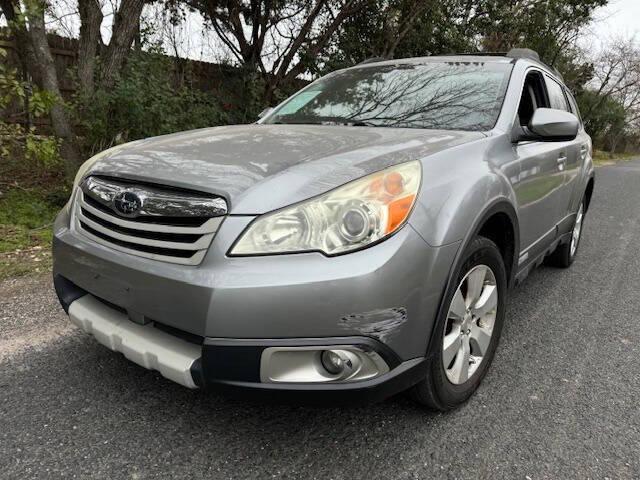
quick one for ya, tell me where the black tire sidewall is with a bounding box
[428,238,507,408]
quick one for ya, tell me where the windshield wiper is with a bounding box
[350,120,377,127]
[272,117,378,127]
[272,121,324,125]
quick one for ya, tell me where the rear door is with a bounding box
[564,88,590,217]
[543,75,583,225]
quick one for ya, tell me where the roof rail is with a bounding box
[357,57,387,65]
[506,48,540,62]
[451,51,507,57]
[506,48,563,81]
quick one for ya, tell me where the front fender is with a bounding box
[409,141,519,248]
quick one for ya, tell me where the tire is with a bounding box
[545,197,586,268]
[411,237,507,411]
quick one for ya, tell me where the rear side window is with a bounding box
[565,90,583,125]
[545,77,570,111]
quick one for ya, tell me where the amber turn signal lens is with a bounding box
[386,194,416,234]
[384,171,404,196]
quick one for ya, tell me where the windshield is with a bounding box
[265,61,513,131]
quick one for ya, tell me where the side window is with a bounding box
[517,71,549,126]
[544,76,570,112]
[565,90,583,125]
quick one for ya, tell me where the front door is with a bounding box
[510,70,568,262]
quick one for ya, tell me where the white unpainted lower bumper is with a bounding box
[68,295,201,388]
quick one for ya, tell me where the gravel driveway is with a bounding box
[1,160,639,479]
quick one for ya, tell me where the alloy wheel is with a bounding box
[570,203,584,258]
[442,265,498,385]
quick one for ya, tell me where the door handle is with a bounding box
[580,145,588,161]
[557,154,567,171]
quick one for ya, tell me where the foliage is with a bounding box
[1,0,637,162]
[27,89,59,118]
[592,149,636,165]
[319,0,606,87]
[578,90,630,152]
[186,0,365,102]
[75,48,232,153]
[318,1,460,72]
[0,48,63,170]
[0,45,65,278]
[0,188,61,279]
[25,134,62,169]
[0,48,28,158]
[476,0,607,55]
[0,55,24,107]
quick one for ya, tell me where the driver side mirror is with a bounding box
[513,108,579,142]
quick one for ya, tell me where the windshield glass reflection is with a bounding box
[266,61,513,131]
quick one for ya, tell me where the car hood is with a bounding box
[85,124,484,214]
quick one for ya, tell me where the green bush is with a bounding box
[1,47,63,176]
[25,134,62,169]
[77,51,231,154]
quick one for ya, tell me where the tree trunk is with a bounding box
[0,0,42,85]
[379,0,433,59]
[100,0,145,89]
[26,1,81,175]
[264,0,361,104]
[77,0,103,97]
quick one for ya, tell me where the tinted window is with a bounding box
[266,62,513,131]
[518,72,549,125]
[565,90,582,124]
[545,77,569,111]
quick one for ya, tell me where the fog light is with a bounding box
[321,350,347,374]
[260,345,390,383]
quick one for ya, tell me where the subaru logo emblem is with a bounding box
[113,191,142,216]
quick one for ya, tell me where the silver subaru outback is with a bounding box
[52,49,594,410]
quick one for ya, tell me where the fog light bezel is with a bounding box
[260,345,390,384]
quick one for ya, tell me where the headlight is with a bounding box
[230,160,421,256]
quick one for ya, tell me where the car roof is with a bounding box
[353,55,513,66]
[350,52,563,83]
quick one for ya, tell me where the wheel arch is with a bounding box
[584,174,595,213]
[459,200,520,287]
[425,199,519,358]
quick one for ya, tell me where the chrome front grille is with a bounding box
[73,176,227,265]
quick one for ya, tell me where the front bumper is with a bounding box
[53,203,458,402]
[53,206,459,361]
[60,284,428,403]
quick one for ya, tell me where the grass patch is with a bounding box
[0,246,52,280]
[0,186,70,280]
[593,149,637,166]
[0,130,72,280]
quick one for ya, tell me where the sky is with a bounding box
[147,0,640,62]
[590,0,640,46]
[137,0,640,63]
[3,0,639,62]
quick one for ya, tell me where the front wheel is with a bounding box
[411,237,507,411]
